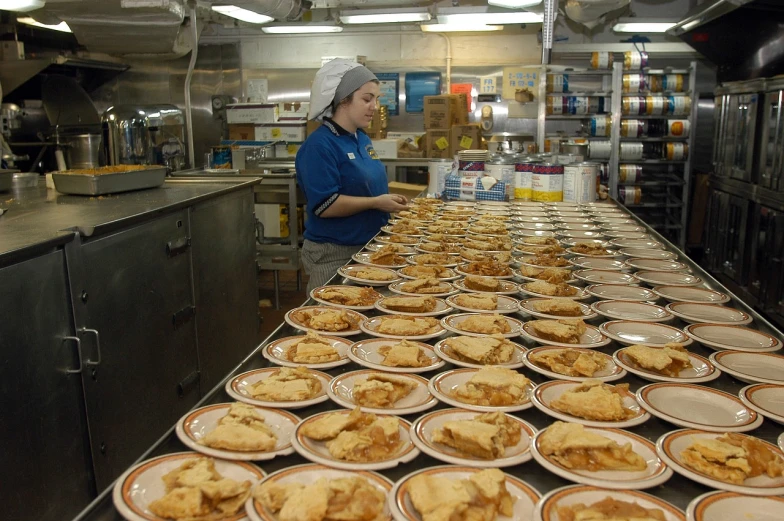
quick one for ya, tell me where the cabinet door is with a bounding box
[759,91,783,190]
[712,94,727,176]
[0,251,93,520]
[704,190,729,273]
[729,94,759,182]
[73,211,199,490]
[750,206,784,311]
[722,195,750,284]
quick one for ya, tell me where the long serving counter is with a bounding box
[73,197,783,521]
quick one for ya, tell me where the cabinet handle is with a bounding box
[173,305,196,329]
[167,236,191,258]
[62,335,83,374]
[81,328,102,366]
[178,370,200,398]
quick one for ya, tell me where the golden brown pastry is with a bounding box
[249,367,323,401]
[529,348,608,377]
[523,236,559,246]
[528,254,570,267]
[549,380,637,422]
[418,241,462,254]
[351,266,397,282]
[290,308,359,332]
[352,374,417,408]
[517,265,571,284]
[199,403,277,452]
[624,343,693,377]
[413,253,457,265]
[399,277,451,294]
[530,299,583,317]
[400,265,452,279]
[444,335,515,365]
[457,314,512,335]
[538,421,647,471]
[378,339,431,368]
[285,331,341,364]
[431,412,521,459]
[557,497,667,521]
[376,315,441,336]
[452,293,498,311]
[408,469,515,521]
[528,319,586,344]
[451,367,531,406]
[571,242,610,256]
[524,280,578,297]
[461,249,513,263]
[460,261,512,277]
[368,245,405,265]
[680,433,784,485]
[382,296,437,314]
[299,408,402,462]
[463,274,501,292]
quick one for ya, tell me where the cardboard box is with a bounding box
[388,181,427,199]
[455,93,470,124]
[254,123,307,142]
[306,120,321,137]
[387,132,425,148]
[278,102,309,120]
[226,103,278,124]
[423,95,455,130]
[451,124,483,155]
[424,129,452,159]
[228,124,256,141]
[365,129,387,140]
[372,139,401,159]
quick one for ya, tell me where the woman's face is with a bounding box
[340,81,380,130]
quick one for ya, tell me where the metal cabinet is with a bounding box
[704,189,749,284]
[712,88,728,176]
[0,250,94,521]
[704,189,729,272]
[749,205,784,314]
[758,83,784,191]
[70,211,200,490]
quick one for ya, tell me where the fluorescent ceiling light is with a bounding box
[17,17,71,32]
[340,9,431,24]
[262,25,343,33]
[488,0,542,8]
[437,11,543,25]
[421,23,503,33]
[212,5,273,24]
[3,0,45,12]
[613,21,676,33]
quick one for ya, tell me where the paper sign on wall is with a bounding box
[501,67,539,100]
[450,83,474,112]
[376,73,400,116]
[247,79,268,102]
[479,76,497,94]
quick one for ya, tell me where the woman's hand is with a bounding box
[373,194,409,213]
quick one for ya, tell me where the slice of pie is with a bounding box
[315,286,380,307]
[431,412,522,459]
[464,275,501,292]
[624,343,693,377]
[249,367,323,402]
[299,407,364,441]
[530,299,583,317]
[378,339,431,368]
[538,421,647,471]
[199,403,277,452]
[369,246,405,265]
[549,380,637,421]
[680,433,784,485]
[352,266,396,281]
[457,314,512,335]
[408,469,515,521]
[461,261,512,277]
[400,277,449,294]
[353,373,417,407]
[444,335,515,365]
[557,497,667,521]
[451,367,531,406]
[382,296,437,313]
[453,293,498,311]
[285,331,340,364]
[523,236,559,246]
[326,416,401,462]
[529,348,608,377]
[414,253,455,265]
[376,315,441,336]
[528,319,586,344]
[524,280,578,297]
[529,254,570,267]
[571,242,610,256]
[291,308,358,332]
[400,265,451,279]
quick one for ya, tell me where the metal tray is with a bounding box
[0,169,18,192]
[52,166,166,195]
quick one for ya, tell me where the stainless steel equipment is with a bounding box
[64,133,102,169]
[103,104,186,170]
[52,166,167,196]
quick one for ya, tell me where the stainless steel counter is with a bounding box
[72,198,783,521]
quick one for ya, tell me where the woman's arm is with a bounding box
[320,193,408,218]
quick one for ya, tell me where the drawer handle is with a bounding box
[62,335,83,374]
[178,371,200,398]
[81,328,102,367]
[173,305,196,329]
[167,236,191,258]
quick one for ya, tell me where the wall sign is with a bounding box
[479,75,497,95]
[450,83,474,113]
[376,73,400,116]
[501,67,539,100]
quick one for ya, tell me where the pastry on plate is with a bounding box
[538,421,647,471]
[351,266,397,282]
[378,339,431,368]
[529,348,608,377]
[199,403,277,452]
[408,469,515,521]
[460,261,512,277]
[248,367,323,402]
[382,296,437,314]
[352,373,417,408]
[414,253,457,266]
[418,241,462,254]
[452,293,498,311]
[444,335,515,365]
[254,475,385,521]
[457,314,512,335]
[400,265,452,279]
[399,277,450,294]
[523,236,559,246]
[528,319,586,344]
[549,380,637,422]
[523,280,578,297]
[372,242,411,254]
[285,331,341,364]
[463,237,513,252]
[431,412,522,459]
[368,246,406,266]
[571,242,610,256]
[375,315,441,336]
[463,274,501,292]
[451,367,531,406]
[314,286,381,307]
[389,223,421,235]
[517,266,571,284]
[680,433,784,485]
[527,254,570,268]
[427,222,466,234]
[461,249,513,263]
[517,244,565,256]
[624,343,693,377]
[290,308,360,332]
[530,299,583,317]
[557,497,667,521]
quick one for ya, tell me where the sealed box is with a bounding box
[278,102,309,120]
[254,123,307,142]
[425,129,452,159]
[423,95,455,130]
[451,124,483,155]
[228,124,256,141]
[372,139,401,159]
[226,103,278,124]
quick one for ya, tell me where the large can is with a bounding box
[651,74,685,92]
[619,164,643,183]
[668,96,692,116]
[546,96,567,115]
[622,96,646,115]
[620,142,644,161]
[666,119,690,138]
[563,162,598,203]
[211,146,232,169]
[618,186,642,205]
[589,116,611,137]
[544,137,563,154]
[547,74,569,93]
[598,163,610,183]
[567,96,598,115]
[532,162,564,202]
[514,158,539,201]
[427,158,455,196]
[665,142,689,160]
[486,157,515,187]
[589,140,612,160]
[623,73,646,93]
[623,50,649,70]
[591,51,613,69]
[621,119,648,138]
[645,96,667,115]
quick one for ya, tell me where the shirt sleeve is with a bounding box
[296,141,342,217]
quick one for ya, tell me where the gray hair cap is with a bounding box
[333,65,378,108]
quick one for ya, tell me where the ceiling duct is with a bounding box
[563,0,630,29]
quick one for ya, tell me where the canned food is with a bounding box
[589,116,611,137]
[645,96,666,115]
[667,96,692,116]
[532,163,564,202]
[622,96,646,115]
[666,120,690,137]
[621,119,648,138]
[589,140,612,160]
[599,163,610,183]
[514,159,539,201]
[427,159,455,197]
[619,164,643,183]
[591,51,613,69]
[619,186,642,205]
[650,74,685,92]
[622,73,646,93]
[557,154,579,165]
[623,51,649,70]
[546,96,567,115]
[486,160,515,186]
[547,74,569,93]
[567,96,599,115]
[620,142,644,161]
[563,162,598,203]
[211,146,232,169]
[665,143,689,161]
[544,137,563,154]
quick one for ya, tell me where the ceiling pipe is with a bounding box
[438,33,453,92]
[184,2,198,168]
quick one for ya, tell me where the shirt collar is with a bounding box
[323,117,351,136]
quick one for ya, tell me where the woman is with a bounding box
[296,60,408,292]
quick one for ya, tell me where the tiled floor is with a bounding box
[256,268,309,340]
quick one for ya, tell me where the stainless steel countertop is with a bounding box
[0,177,261,263]
[73,198,784,521]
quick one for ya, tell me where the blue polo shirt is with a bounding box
[295,118,389,245]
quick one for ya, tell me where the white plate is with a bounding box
[520,222,557,230]
[454,265,516,280]
[445,293,520,314]
[637,383,763,432]
[352,251,408,268]
[518,283,590,301]
[534,484,685,521]
[262,334,352,369]
[687,490,784,521]
[514,229,557,238]
[572,269,639,285]
[310,286,382,310]
[396,266,460,281]
[599,320,693,347]
[567,257,627,270]
[625,258,690,271]
[374,296,453,317]
[654,286,731,304]
[552,216,591,224]
[390,465,541,521]
[530,425,671,489]
[657,430,784,495]
[428,368,535,412]
[520,321,611,349]
[410,409,536,467]
[522,346,626,382]
[433,337,527,369]
[591,300,673,322]
[556,223,600,231]
[388,280,459,298]
[518,298,598,320]
[245,463,392,521]
[226,368,331,409]
[374,234,420,246]
[360,315,447,340]
[517,255,574,270]
[600,224,646,232]
[666,303,753,325]
[739,384,784,425]
[614,347,720,383]
[709,351,784,384]
[684,323,783,352]
[585,284,659,302]
[606,231,652,240]
[610,238,665,249]
[634,271,703,287]
[338,264,402,286]
[327,369,437,415]
[347,337,445,373]
[176,403,299,461]
[365,242,418,254]
[565,247,618,258]
[284,306,366,337]
[557,230,607,240]
[291,411,419,470]
[113,452,265,521]
[441,312,524,338]
[452,277,521,295]
[531,380,650,428]
[406,253,461,267]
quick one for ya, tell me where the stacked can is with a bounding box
[591,51,613,69]
[486,155,516,187]
[619,164,643,183]
[667,120,690,137]
[667,96,692,116]
[623,50,649,70]
[619,186,642,205]
[514,157,540,201]
[563,162,598,203]
[622,73,648,93]
[589,116,612,137]
[532,163,565,202]
[649,74,685,92]
[546,74,569,93]
[589,140,612,160]
[457,150,488,177]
